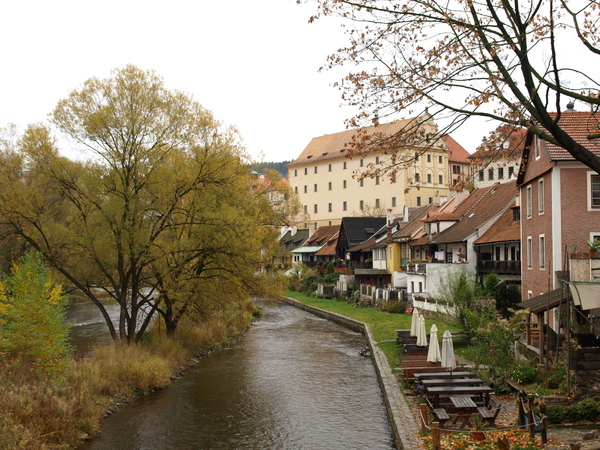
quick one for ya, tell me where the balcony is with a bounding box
[477,260,521,275]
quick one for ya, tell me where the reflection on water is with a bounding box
[66,297,121,353]
[81,302,395,449]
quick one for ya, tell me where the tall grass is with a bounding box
[0,301,254,449]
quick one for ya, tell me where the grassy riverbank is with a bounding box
[284,292,459,368]
[0,302,255,449]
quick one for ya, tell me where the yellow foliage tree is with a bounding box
[0,252,71,376]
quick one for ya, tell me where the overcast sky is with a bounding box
[0,0,488,163]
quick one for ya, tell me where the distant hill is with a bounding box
[250,161,291,178]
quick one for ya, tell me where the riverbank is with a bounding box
[0,303,255,449]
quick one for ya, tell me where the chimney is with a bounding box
[403,205,410,222]
[308,222,317,237]
[386,208,394,227]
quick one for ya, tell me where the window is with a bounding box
[453,165,461,174]
[591,174,600,208]
[360,200,364,210]
[328,203,332,213]
[427,173,432,184]
[314,184,318,192]
[415,152,419,161]
[360,159,364,167]
[429,197,433,204]
[539,235,545,269]
[376,156,380,164]
[526,185,532,218]
[437,175,442,185]
[538,179,544,214]
[314,204,318,214]
[328,164,332,172]
[392,197,396,207]
[303,205,307,214]
[304,168,308,175]
[417,197,421,206]
[439,155,443,164]
[343,180,347,189]
[509,166,515,178]
[415,173,420,183]
[479,170,484,181]
[360,179,364,187]
[375,176,380,185]
[488,168,494,180]
[304,185,307,193]
[313,167,317,174]
[294,187,298,193]
[328,182,332,191]
[498,167,504,179]
[527,237,532,268]
[343,201,347,211]
[343,162,347,170]
[427,154,431,163]
[375,199,380,208]
[294,169,297,177]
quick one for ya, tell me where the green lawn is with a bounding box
[284,291,461,368]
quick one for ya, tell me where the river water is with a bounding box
[79,301,395,449]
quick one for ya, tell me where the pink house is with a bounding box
[517,109,600,306]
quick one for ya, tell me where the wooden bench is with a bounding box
[450,331,472,344]
[425,385,494,408]
[421,378,484,389]
[425,397,451,426]
[415,371,476,381]
[477,395,502,426]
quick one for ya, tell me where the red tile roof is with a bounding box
[474,199,520,244]
[542,111,600,160]
[443,135,471,162]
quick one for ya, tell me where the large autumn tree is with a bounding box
[0,66,288,343]
[303,0,600,177]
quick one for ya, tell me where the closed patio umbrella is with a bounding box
[427,324,441,362]
[416,314,428,347]
[441,330,456,371]
[410,307,420,337]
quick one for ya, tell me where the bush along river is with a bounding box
[79,301,396,449]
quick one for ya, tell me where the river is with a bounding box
[78,301,396,449]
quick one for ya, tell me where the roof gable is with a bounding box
[339,217,387,246]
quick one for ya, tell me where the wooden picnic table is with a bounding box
[450,396,479,429]
[425,385,494,408]
[421,378,484,389]
[415,371,476,381]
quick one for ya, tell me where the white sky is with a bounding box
[0,0,487,163]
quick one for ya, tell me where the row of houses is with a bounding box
[280,179,520,302]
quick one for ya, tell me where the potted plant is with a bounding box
[470,415,487,441]
[587,238,600,257]
[570,441,581,450]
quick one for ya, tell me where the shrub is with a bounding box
[379,301,406,314]
[567,399,600,422]
[542,362,567,390]
[326,261,335,274]
[545,404,567,424]
[511,364,537,384]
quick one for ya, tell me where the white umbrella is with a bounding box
[441,330,456,371]
[416,314,428,347]
[410,307,420,337]
[427,324,441,362]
